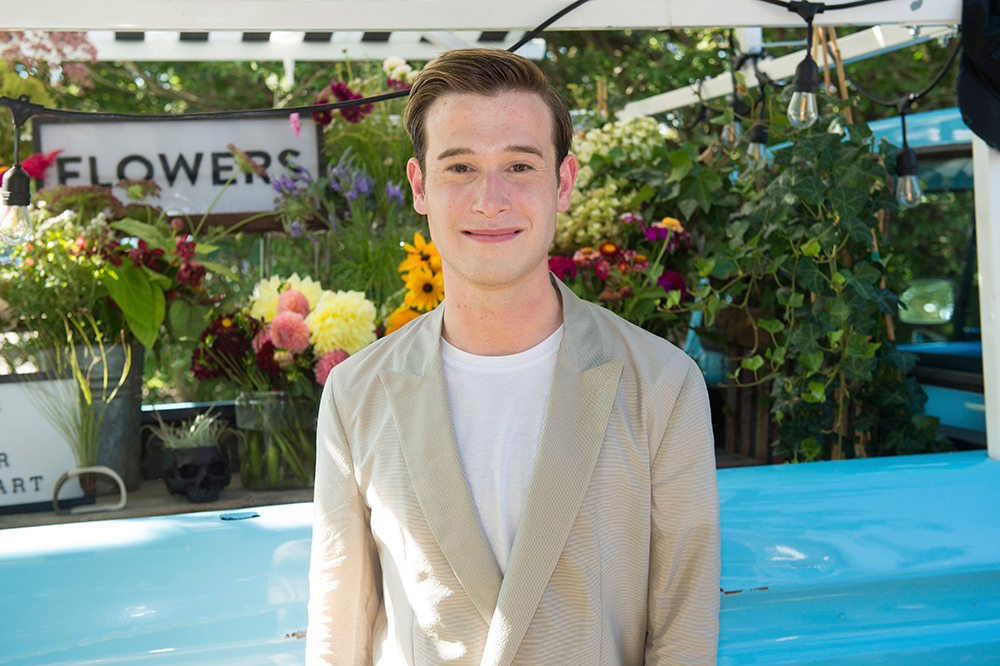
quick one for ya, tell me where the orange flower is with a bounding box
[398,232,442,274]
[404,267,445,312]
[384,304,421,334]
[654,217,683,232]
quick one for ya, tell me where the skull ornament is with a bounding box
[163,446,231,503]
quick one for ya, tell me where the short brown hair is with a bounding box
[403,48,573,174]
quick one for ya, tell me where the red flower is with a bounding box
[595,260,610,280]
[329,81,372,124]
[21,150,63,183]
[311,96,333,127]
[177,261,206,287]
[548,255,578,281]
[175,236,196,261]
[129,239,165,270]
[599,242,619,257]
[386,77,410,92]
[255,340,282,380]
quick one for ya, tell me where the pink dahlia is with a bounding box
[252,327,271,353]
[314,349,349,385]
[269,312,311,354]
[277,288,310,317]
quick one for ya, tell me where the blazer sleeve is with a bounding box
[645,359,721,665]
[306,377,382,665]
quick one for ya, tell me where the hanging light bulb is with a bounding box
[721,98,747,148]
[787,54,820,130]
[895,145,923,209]
[0,165,32,245]
[746,125,770,165]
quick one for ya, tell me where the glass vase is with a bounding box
[234,391,317,490]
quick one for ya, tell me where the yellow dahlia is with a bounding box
[305,290,377,356]
[384,304,421,335]
[249,275,283,322]
[404,267,444,312]
[284,273,325,310]
[398,232,442,274]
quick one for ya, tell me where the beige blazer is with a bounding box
[306,275,720,665]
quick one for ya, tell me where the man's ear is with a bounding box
[407,157,428,215]
[556,154,578,214]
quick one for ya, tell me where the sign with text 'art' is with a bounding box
[35,117,321,216]
[0,376,83,513]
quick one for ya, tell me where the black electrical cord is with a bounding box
[755,0,896,12]
[0,0,594,124]
[824,36,962,110]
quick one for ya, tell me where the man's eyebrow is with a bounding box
[434,145,545,161]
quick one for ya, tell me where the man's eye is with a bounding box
[449,164,470,174]
[511,163,533,173]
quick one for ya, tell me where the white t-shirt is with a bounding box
[441,325,564,574]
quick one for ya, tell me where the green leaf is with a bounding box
[195,242,219,255]
[741,355,764,372]
[789,322,825,355]
[665,289,682,309]
[110,219,170,250]
[800,437,823,461]
[695,257,716,277]
[802,382,827,404]
[788,293,805,308]
[832,271,846,287]
[143,267,173,291]
[678,198,699,220]
[168,299,210,341]
[825,296,851,326]
[631,184,657,209]
[797,261,826,295]
[801,239,821,257]
[790,175,826,206]
[199,260,239,281]
[666,149,694,183]
[608,146,626,161]
[103,265,165,348]
[798,350,824,375]
[758,318,785,335]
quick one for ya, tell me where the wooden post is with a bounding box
[754,382,771,462]
[817,26,832,96]
[827,27,855,125]
[596,80,609,120]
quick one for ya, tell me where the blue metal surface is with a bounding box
[868,108,974,152]
[2,452,999,664]
[898,340,983,358]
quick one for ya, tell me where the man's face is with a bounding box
[406,91,577,291]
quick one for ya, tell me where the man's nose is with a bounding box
[471,171,511,218]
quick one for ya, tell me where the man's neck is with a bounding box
[440,269,563,356]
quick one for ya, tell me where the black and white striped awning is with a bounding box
[86,30,544,62]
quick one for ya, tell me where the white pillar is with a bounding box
[973,136,1000,461]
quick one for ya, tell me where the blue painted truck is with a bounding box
[2,450,998,664]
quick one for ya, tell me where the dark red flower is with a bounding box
[656,269,691,302]
[129,239,165,270]
[311,96,333,127]
[255,340,282,379]
[175,236,196,261]
[595,260,610,280]
[329,81,372,123]
[386,77,410,92]
[177,261,206,287]
[548,255,578,281]
[191,347,222,380]
[21,149,64,183]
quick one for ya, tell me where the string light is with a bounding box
[895,102,922,209]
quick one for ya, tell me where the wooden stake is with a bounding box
[596,80,609,120]
[827,27,854,125]
[817,26,833,96]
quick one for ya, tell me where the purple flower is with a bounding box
[289,220,304,237]
[272,175,297,194]
[385,181,405,208]
[645,226,671,242]
[346,171,375,201]
[656,269,690,301]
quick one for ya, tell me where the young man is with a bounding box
[307,48,720,665]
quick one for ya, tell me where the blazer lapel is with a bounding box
[381,304,503,627]
[481,277,624,666]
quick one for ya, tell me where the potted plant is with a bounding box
[147,408,232,503]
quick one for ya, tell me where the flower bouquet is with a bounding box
[192,274,377,488]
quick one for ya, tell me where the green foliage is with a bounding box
[689,105,950,461]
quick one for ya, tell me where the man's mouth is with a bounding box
[462,229,522,242]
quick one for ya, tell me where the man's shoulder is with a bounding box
[326,309,436,391]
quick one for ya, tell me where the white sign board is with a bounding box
[35,117,322,216]
[0,377,83,513]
